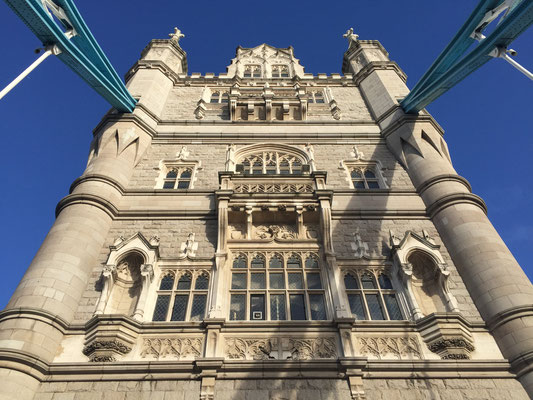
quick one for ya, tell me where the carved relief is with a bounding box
[304,223,319,239]
[358,337,422,360]
[427,338,475,360]
[140,337,203,360]
[226,338,276,360]
[229,223,246,239]
[287,337,337,360]
[233,183,314,193]
[83,340,132,362]
[254,224,296,240]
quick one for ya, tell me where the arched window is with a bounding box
[308,91,325,104]
[244,65,261,78]
[209,91,228,104]
[237,151,307,175]
[233,254,247,268]
[272,65,290,78]
[350,167,380,189]
[343,270,404,321]
[229,251,325,321]
[152,271,209,322]
[210,92,220,103]
[162,167,193,190]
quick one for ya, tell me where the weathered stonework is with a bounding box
[1,29,532,400]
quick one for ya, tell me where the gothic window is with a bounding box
[271,65,290,78]
[350,167,380,189]
[163,167,193,189]
[152,271,209,322]
[308,91,325,104]
[343,270,404,321]
[210,91,229,104]
[244,65,262,78]
[229,251,326,321]
[236,151,307,175]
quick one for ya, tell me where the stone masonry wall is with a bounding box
[128,143,414,192]
[33,378,529,400]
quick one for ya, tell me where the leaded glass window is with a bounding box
[350,167,381,189]
[229,251,326,321]
[343,270,404,321]
[236,151,308,175]
[162,167,194,190]
[271,65,290,78]
[152,271,209,322]
[308,91,325,104]
[244,65,261,78]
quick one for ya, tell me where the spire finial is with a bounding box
[343,27,359,47]
[169,27,185,44]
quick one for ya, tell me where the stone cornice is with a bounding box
[55,193,119,219]
[426,192,488,218]
[380,112,445,139]
[417,174,473,195]
[0,354,515,382]
[353,61,407,86]
[92,108,158,138]
[0,308,70,333]
[486,305,533,332]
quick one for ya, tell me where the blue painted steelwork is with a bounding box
[4,0,136,112]
[401,0,533,114]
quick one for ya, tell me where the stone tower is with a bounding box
[1,30,532,400]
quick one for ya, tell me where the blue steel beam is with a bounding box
[401,0,533,114]
[3,0,136,112]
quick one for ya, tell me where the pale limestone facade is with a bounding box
[1,32,532,400]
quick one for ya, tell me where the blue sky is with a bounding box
[0,1,531,309]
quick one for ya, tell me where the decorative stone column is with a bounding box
[132,264,154,320]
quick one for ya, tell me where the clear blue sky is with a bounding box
[0,1,531,309]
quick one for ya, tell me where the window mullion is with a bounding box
[378,289,390,320]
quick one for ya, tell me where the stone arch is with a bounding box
[229,143,312,173]
[407,250,449,316]
[95,232,158,321]
[389,230,460,320]
[105,251,144,316]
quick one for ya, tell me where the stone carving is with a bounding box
[343,27,359,46]
[226,338,275,360]
[83,340,132,362]
[141,337,203,360]
[169,27,185,44]
[255,224,296,240]
[350,145,364,160]
[176,145,190,160]
[179,233,198,258]
[305,224,319,239]
[358,337,422,360]
[234,183,314,193]
[90,355,116,363]
[149,235,160,246]
[351,232,370,259]
[229,224,246,239]
[428,338,475,360]
[287,337,337,360]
